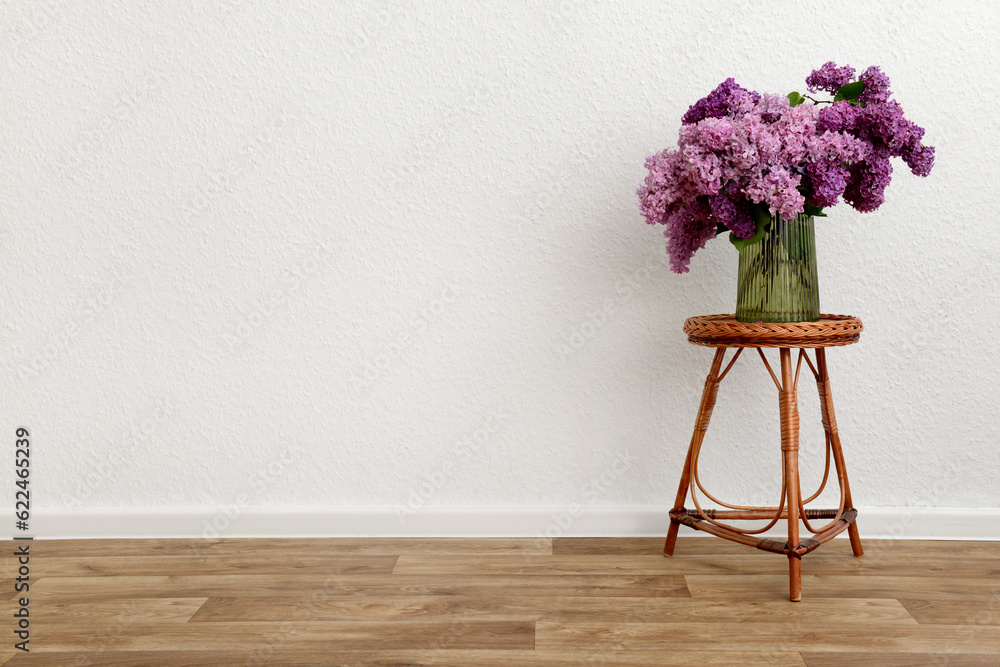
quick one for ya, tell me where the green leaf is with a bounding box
[787,91,805,107]
[749,202,771,228]
[833,80,865,102]
[730,204,771,251]
[802,204,827,217]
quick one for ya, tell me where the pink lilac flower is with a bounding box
[806,62,855,95]
[746,167,805,220]
[805,129,868,164]
[679,117,735,151]
[756,91,790,124]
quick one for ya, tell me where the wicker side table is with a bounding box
[664,314,865,601]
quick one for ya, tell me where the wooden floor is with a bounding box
[3,536,1000,666]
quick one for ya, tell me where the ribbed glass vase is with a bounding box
[735,213,820,323]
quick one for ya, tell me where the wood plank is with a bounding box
[21,549,988,583]
[24,538,551,558]
[391,553,1000,578]
[802,652,1000,667]
[188,595,913,624]
[30,620,534,652]
[555,537,1000,558]
[786,553,999,578]
[392,554,787,576]
[9,554,397,577]
[899,598,1000,626]
[837,539,1000,558]
[28,573,690,600]
[33,598,207,624]
[535,620,1000,654]
[555,536,784,556]
[685,574,1000,601]
[0,648,809,666]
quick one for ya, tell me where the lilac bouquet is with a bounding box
[638,63,935,273]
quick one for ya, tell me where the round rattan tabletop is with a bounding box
[683,314,863,348]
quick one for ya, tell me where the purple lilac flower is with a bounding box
[809,63,934,194]
[851,99,935,180]
[903,143,935,177]
[806,62,855,95]
[857,66,892,104]
[806,161,850,208]
[860,100,916,154]
[663,200,716,273]
[816,101,860,133]
[640,80,843,270]
[638,64,933,273]
[681,78,760,125]
[844,147,893,212]
[709,186,755,239]
[801,130,868,208]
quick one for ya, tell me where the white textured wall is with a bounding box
[3,0,998,530]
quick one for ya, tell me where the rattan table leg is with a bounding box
[779,348,803,601]
[816,348,864,557]
[664,348,726,557]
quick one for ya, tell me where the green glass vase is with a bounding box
[735,213,820,323]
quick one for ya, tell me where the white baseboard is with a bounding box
[26,505,1000,540]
